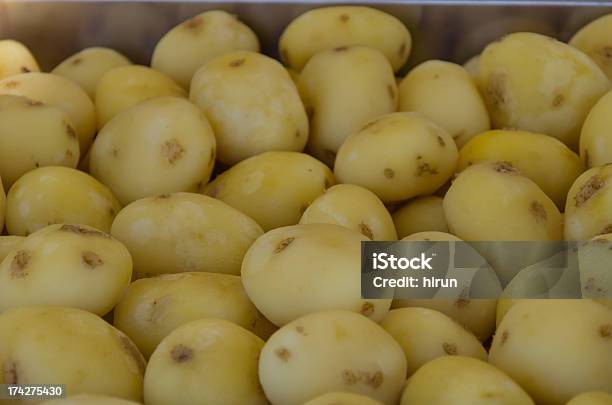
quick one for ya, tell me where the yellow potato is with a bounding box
[303,392,384,405]
[458,129,584,208]
[299,46,397,165]
[480,32,609,150]
[570,14,612,80]
[52,47,132,99]
[392,196,448,239]
[152,10,260,88]
[0,306,144,402]
[0,72,96,153]
[39,394,142,405]
[398,60,490,147]
[279,6,411,72]
[334,112,458,203]
[0,236,23,262]
[259,310,407,405]
[567,392,612,405]
[110,192,263,278]
[114,272,276,358]
[5,166,121,236]
[0,39,39,80]
[95,65,186,129]
[580,89,612,167]
[190,51,308,165]
[0,94,80,188]
[89,96,216,205]
[399,356,534,405]
[299,184,397,240]
[203,151,334,231]
[144,319,267,405]
[490,300,612,405]
[0,224,132,316]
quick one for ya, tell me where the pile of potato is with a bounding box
[0,5,611,405]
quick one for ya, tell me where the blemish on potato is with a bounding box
[274,237,295,253]
[26,99,43,107]
[170,344,194,363]
[443,342,457,355]
[342,369,358,385]
[2,361,18,384]
[60,224,108,237]
[157,193,171,199]
[342,369,383,388]
[399,42,406,57]
[65,149,74,159]
[64,121,77,139]
[82,251,103,269]
[4,80,19,89]
[601,224,612,235]
[360,301,375,316]
[368,371,383,388]
[295,130,301,138]
[359,223,374,240]
[111,148,119,158]
[455,296,470,308]
[184,16,204,31]
[417,162,439,176]
[384,168,395,179]
[20,66,30,73]
[552,93,564,108]
[598,45,612,62]
[120,335,146,374]
[109,207,116,216]
[500,330,509,345]
[334,46,348,52]
[71,57,82,66]
[275,347,291,361]
[574,176,605,207]
[34,161,40,168]
[494,161,518,175]
[486,72,507,114]
[10,250,31,279]
[229,58,246,68]
[530,201,548,224]
[339,13,350,22]
[295,325,307,336]
[453,130,465,140]
[600,324,612,339]
[437,135,446,147]
[280,48,290,65]
[161,139,185,165]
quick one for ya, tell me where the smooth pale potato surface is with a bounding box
[299,46,396,165]
[303,392,384,405]
[0,236,23,262]
[0,39,40,80]
[0,72,96,153]
[0,94,80,188]
[399,356,534,405]
[242,224,391,326]
[52,47,132,99]
[299,184,397,240]
[95,65,186,128]
[110,192,263,278]
[39,394,142,405]
[392,196,448,239]
[570,14,612,80]
[0,224,132,316]
[580,89,612,167]
[259,310,407,405]
[144,319,267,405]
[190,51,308,165]
[458,129,584,208]
[480,32,610,150]
[203,151,334,231]
[152,10,260,88]
[90,96,216,205]
[567,392,612,405]
[279,6,411,72]
[490,300,612,405]
[335,112,458,203]
[0,306,145,403]
[398,60,490,147]
[5,166,121,236]
[114,272,276,358]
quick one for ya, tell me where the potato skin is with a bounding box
[303,392,384,405]
[458,129,584,208]
[334,112,458,203]
[144,319,267,405]
[0,39,40,80]
[392,196,448,239]
[279,6,411,72]
[570,14,612,80]
[480,32,610,150]
[190,51,308,165]
[566,392,612,405]
[114,272,276,358]
[152,10,259,88]
[0,236,24,262]
[5,166,120,236]
[489,300,612,405]
[580,89,612,167]
[579,234,612,308]
[398,60,490,148]
[299,46,397,165]
[0,306,145,402]
[203,151,334,231]
[110,192,263,278]
[259,310,407,405]
[90,96,216,205]
[299,184,397,240]
[399,356,534,405]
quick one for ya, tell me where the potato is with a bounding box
[570,14,612,80]
[95,65,186,129]
[303,392,384,405]
[5,166,121,236]
[0,72,96,152]
[578,234,612,309]
[334,112,458,203]
[458,129,584,208]
[144,319,266,405]
[0,94,80,188]
[190,51,307,165]
[90,96,216,205]
[490,300,612,405]
[399,356,534,405]
[114,272,276,358]
[565,165,612,241]
[0,236,23,262]
[444,161,563,241]
[152,10,260,88]
[0,306,144,402]
[299,46,397,165]
[203,151,334,231]
[242,223,390,326]
[463,54,481,85]
[279,6,411,72]
[299,184,397,240]
[39,395,142,405]
[392,197,448,239]
[398,60,490,148]
[259,310,407,405]
[580,89,612,167]
[52,47,132,99]
[480,32,610,150]
[110,192,263,278]
[0,39,39,80]
[567,392,612,405]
